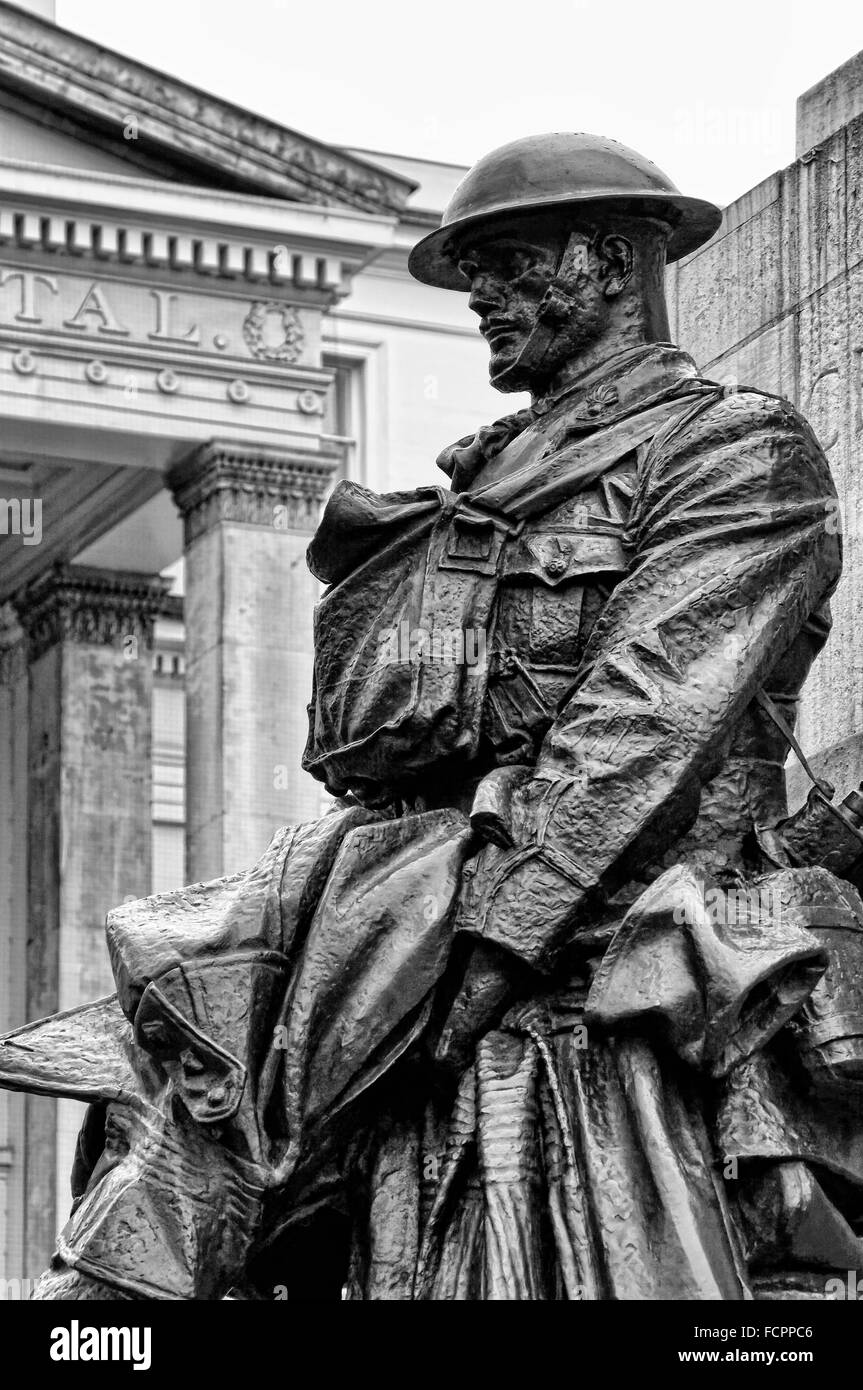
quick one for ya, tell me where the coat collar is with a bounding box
[438,342,701,492]
[532,341,700,425]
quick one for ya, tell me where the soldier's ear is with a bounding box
[596,234,634,297]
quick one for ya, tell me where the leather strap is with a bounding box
[756,689,863,850]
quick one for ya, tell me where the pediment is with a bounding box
[0,1,416,214]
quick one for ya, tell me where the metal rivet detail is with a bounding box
[156,369,180,394]
[297,389,323,415]
[85,359,108,385]
[228,378,250,404]
[12,349,36,375]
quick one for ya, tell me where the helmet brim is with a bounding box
[408,192,723,289]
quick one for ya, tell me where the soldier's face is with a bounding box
[457,223,608,393]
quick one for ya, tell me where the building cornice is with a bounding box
[14,563,172,660]
[0,158,399,294]
[169,438,341,543]
[0,2,416,214]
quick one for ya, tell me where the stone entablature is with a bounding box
[0,159,399,297]
[0,258,335,402]
[0,161,397,541]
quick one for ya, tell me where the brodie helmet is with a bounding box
[408,132,723,291]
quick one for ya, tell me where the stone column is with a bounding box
[0,607,28,1286]
[13,564,167,1276]
[169,440,340,882]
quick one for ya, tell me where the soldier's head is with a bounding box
[409,133,722,400]
[452,209,673,396]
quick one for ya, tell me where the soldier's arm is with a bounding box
[458,390,841,973]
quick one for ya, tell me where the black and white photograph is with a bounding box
[0,0,862,1363]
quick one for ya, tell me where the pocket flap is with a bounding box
[503,527,626,585]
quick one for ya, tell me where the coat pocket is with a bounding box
[502,524,626,586]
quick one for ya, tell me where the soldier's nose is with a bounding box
[468,275,505,318]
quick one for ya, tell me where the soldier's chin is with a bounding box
[488,346,533,394]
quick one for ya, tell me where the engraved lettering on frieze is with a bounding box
[0,272,311,372]
[0,269,58,323]
[62,282,130,337]
[148,290,200,347]
[242,302,304,364]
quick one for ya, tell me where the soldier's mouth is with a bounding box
[482,319,519,344]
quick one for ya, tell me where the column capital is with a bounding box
[168,438,341,545]
[14,565,171,662]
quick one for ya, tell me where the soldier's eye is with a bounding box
[506,249,541,280]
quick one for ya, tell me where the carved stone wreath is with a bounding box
[242,302,305,364]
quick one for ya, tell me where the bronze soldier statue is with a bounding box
[4,133,863,1301]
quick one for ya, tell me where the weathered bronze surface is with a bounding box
[4,132,863,1300]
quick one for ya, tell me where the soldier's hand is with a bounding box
[432,936,533,1078]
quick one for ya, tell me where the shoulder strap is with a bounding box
[756,689,863,850]
[472,383,717,524]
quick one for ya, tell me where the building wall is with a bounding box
[667,68,863,805]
